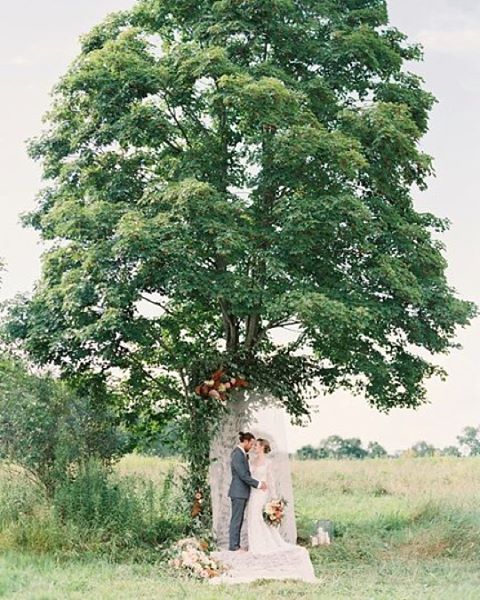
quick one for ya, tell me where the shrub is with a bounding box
[0,460,190,559]
[53,461,143,535]
[0,470,44,528]
[0,354,127,496]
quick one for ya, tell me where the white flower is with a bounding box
[170,536,226,579]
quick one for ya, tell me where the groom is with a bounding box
[228,432,267,552]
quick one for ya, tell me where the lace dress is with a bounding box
[210,458,317,584]
[247,460,292,554]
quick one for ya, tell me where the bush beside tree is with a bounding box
[0,354,126,496]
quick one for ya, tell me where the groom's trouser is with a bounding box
[229,498,247,551]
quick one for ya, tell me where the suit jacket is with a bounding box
[228,446,260,499]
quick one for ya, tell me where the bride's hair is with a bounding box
[256,438,271,454]
[239,432,255,442]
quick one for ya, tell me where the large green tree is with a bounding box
[5,0,476,516]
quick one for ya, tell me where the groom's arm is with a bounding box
[232,451,261,488]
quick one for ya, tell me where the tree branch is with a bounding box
[164,101,192,147]
[218,296,238,352]
[138,294,174,316]
[179,367,190,400]
[266,319,301,330]
[245,311,261,350]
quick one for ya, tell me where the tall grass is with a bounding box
[0,455,479,567]
[0,458,189,560]
[1,456,480,598]
[292,456,480,565]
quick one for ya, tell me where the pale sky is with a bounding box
[0,1,478,452]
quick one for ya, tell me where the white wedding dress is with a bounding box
[210,458,317,585]
[247,459,293,554]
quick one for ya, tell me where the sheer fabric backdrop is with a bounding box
[209,395,297,549]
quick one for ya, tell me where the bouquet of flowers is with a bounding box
[263,498,288,527]
[169,537,227,580]
[195,369,248,403]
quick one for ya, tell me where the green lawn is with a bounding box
[1,551,479,600]
[1,456,479,599]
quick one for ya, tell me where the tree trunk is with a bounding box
[209,393,297,549]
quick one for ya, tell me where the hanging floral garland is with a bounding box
[188,369,248,528]
[194,369,248,403]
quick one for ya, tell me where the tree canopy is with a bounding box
[457,426,480,457]
[5,0,476,430]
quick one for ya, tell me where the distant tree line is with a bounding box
[295,426,480,460]
[296,435,387,460]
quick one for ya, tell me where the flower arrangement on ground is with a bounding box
[263,498,288,527]
[169,537,227,580]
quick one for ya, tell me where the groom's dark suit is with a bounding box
[228,446,260,551]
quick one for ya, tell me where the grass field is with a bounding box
[1,456,479,599]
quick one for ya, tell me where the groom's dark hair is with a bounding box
[239,432,255,442]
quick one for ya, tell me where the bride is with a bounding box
[247,437,294,554]
[241,436,316,583]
